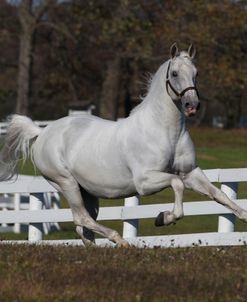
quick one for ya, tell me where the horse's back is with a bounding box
[35,114,115,145]
[32,115,135,198]
[33,114,119,166]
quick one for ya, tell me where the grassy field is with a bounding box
[0,127,247,240]
[0,245,246,302]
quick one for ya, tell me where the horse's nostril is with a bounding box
[185,102,190,108]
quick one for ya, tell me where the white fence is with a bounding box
[0,168,247,248]
[0,120,54,135]
[0,176,60,235]
[0,110,94,136]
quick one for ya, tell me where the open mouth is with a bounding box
[184,107,197,117]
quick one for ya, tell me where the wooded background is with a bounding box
[0,0,246,128]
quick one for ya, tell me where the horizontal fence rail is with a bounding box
[0,168,246,248]
[0,120,54,135]
[1,200,247,224]
[0,168,246,192]
[0,112,93,136]
[0,175,56,193]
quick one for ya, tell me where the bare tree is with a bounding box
[16,0,53,115]
[100,57,122,120]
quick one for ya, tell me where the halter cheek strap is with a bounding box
[166,61,199,99]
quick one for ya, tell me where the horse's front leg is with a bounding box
[183,167,247,222]
[134,171,185,226]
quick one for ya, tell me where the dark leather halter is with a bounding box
[166,61,199,99]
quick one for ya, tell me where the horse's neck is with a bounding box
[127,60,186,146]
[132,73,186,138]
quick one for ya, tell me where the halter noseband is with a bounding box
[166,61,199,99]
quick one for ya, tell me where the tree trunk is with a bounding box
[225,98,240,129]
[100,57,121,120]
[16,0,52,115]
[16,29,34,115]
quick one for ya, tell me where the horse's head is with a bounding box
[166,43,200,117]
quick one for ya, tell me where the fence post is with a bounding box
[123,196,139,239]
[2,194,9,228]
[13,193,21,233]
[218,182,238,233]
[28,193,44,242]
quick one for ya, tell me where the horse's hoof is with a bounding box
[117,240,130,248]
[155,211,176,226]
[81,239,96,247]
[155,212,164,227]
[240,211,247,223]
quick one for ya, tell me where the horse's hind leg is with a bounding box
[45,178,93,245]
[59,177,129,247]
[75,188,99,245]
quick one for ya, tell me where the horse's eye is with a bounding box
[172,71,178,77]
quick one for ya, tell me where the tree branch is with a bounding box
[33,0,55,21]
[36,21,76,43]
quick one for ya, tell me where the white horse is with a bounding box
[1,43,247,247]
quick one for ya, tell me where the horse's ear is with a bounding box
[188,44,196,59]
[170,43,179,59]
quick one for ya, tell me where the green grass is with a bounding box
[0,127,247,240]
[196,147,247,169]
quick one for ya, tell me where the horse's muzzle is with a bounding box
[183,101,200,117]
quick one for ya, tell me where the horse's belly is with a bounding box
[72,164,136,199]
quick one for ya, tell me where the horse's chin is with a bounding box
[184,112,196,117]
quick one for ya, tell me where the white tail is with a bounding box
[0,115,42,181]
